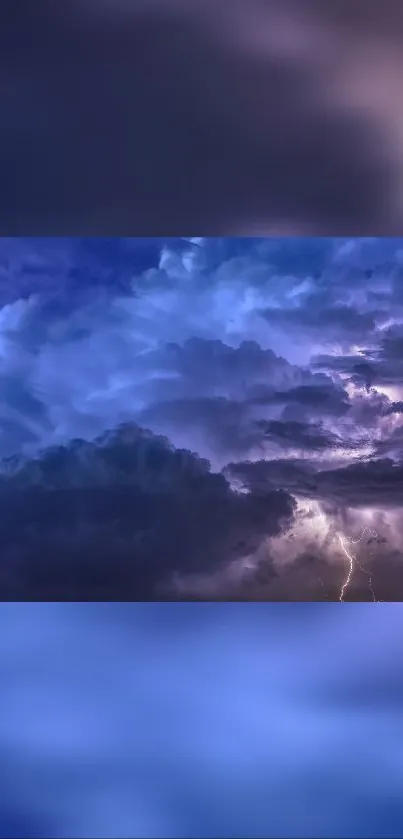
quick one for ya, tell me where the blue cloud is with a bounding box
[3,237,403,599]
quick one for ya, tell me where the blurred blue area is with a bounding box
[0,603,403,838]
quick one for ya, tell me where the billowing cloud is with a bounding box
[0,423,295,599]
[3,236,403,600]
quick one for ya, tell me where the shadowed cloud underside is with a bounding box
[2,237,403,599]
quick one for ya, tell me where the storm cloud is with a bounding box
[3,236,403,599]
[0,423,295,599]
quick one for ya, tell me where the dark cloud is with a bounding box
[2,1,403,234]
[139,397,257,460]
[314,321,403,391]
[312,354,376,388]
[223,455,403,602]
[385,401,403,414]
[3,236,403,600]
[346,389,390,425]
[314,458,403,507]
[255,418,344,452]
[239,551,343,602]
[378,327,403,360]
[135,343,351,458]
[225,458,319,496]
[227,456,403,510]
[155,339,296,396]
[228,447,402,514]
[270,384,350,415]
[0,422,296,599]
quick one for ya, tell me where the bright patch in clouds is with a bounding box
[2,237,403,600]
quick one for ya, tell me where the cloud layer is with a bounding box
[2,236,403,599]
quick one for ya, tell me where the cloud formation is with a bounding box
[3,236,403,599]
[0,423,295,599]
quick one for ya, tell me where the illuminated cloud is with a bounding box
[2,236,403,599]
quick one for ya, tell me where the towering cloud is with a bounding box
[2,237,403,599]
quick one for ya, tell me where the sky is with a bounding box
[3,0,403,235]
[2,236,403,600]
[1,602,403,838]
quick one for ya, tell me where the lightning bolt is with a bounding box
[338,528,378,602]
[357,560,376,602]
[338,534,355,602]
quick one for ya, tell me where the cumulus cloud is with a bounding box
[3,236,403,600]
[0,422,295,599]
